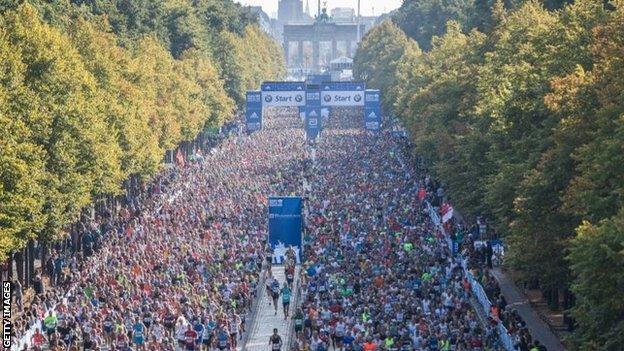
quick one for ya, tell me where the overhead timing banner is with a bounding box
[305,86,322,140]
[320,82,366,107]
[268,197,303,264]
[261,82,306,107]
[246,91,262,132]
[364,89,381,131]
[305,108,321,140]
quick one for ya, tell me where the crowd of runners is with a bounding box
[11,110,306,350]
[9,105,543,351]
[291,109,504,351]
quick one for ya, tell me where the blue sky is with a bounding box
[236,0,403,18]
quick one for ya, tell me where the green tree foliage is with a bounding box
[356,0,622,346]
[0,28,46,259]
[393,0,477,51]
[2,4,123,241]
[0,0,284,259]
[568,213,624,350]
[353,20,420,110]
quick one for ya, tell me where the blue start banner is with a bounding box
[305,86,322,140]
[305,107,321,140]
[364,89,382,131]
[246,91,262,132]
[320,82,366,107]
[268,197,303,264]
[306,89,321,107]
[261,82,306,107]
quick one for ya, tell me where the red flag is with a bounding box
[418,187,426,201]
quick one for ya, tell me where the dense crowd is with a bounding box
[12,109,307,351]
[292,109,502,351]
[10,106,543,351]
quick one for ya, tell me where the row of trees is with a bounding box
[0,1,284,262]
[354,0,623,349]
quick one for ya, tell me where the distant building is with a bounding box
[247,1,389,75]
[274,0,314,41]
[247,6,277,39]
[331,7,355,23]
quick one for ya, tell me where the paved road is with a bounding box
[491,268,566,351]
[244,266,299,351]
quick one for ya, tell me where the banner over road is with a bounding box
[320,82,366,107]
[261,82,306,107]
[268,197,303,264]
[245,90,262,132]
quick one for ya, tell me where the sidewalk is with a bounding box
[244,266,299,351]
[491,268,566,351]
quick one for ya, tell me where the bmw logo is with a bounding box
[264,95,273,103]
[295,94,303,102]
[323,95,332,102]
[354,94,362,102]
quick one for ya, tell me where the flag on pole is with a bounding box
[441,203,454,223]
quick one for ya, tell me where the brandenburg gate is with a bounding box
[283,18,365,72]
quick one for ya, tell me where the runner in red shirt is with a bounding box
[30,328,47,349]
[183,325,198,351]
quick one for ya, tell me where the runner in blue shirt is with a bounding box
[132,318,146,350]
[216,326,230,351]
[193,319,205,347]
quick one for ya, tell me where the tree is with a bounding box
[354,20,420,112]
[68,17,163,179]
[393,0,478,51]
[2,3,123,242]
[568,211,624,350]
[0,28,46,260]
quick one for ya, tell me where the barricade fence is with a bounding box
[426,201,516,351]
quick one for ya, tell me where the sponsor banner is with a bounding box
[305,107,321,140]
[364,108,381,131]
[268,197,303,264]
[321,90,365,106]
[306,90,321,107]
[246,108,262,132]
[246,90,262,109]
[320,82,366,107]
[246,90,263,132]
[365,89,381,106]
[262,90,306,107]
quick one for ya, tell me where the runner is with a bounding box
[132,317,146,350]
[215,325,230,351]
[183,324,199,351]
[281,282,291,319]
[269,328,283,351]
[271,278,281,315]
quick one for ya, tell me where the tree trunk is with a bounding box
[27,240,35,287]
[15,250,24,285]
[7,254,14,281]
[41,242,48,273]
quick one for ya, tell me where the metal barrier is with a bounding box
[425,200,517,351]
